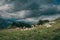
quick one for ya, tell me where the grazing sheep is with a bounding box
[25,28,28,30]
[44,23,52,28]
[35,25,39,27]
[31,25,35,28]
[16,28,20,29]
[49,21,56,24]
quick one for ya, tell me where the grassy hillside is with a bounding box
[0,19,60,40]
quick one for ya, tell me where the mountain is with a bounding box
[0,0,60,28]
[0,18,12,29]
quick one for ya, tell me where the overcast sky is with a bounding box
[0,0,60,22]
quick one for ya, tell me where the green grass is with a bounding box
[0,20,60,40]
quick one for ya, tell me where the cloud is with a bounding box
[13,10,30,18]
[0,4,10,10]
[0,0,60,22]
[25,18,38,21]
[0,0,6,6]
[0,10,30,19]
[37,14,60,20]
[57,5,60,12]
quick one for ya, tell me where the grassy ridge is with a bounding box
[0,20,60,40]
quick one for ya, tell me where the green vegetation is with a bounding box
[7,22,32,29]
[7,20,49,29]
[0,19,60,40]
[37,20,49,25]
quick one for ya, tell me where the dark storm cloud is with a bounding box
[5,0,55,12]
[0,0,60,21]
